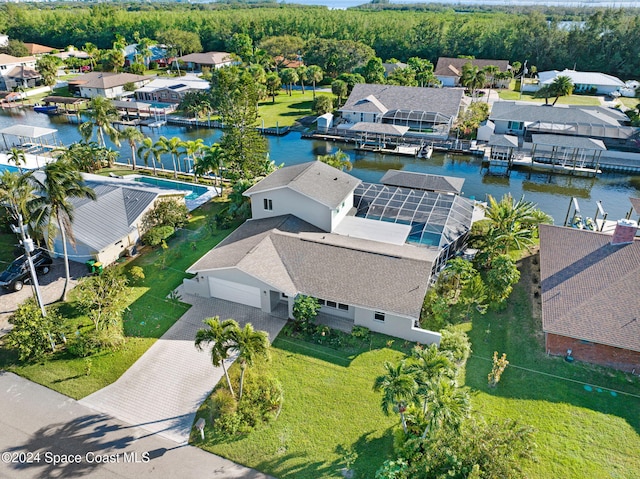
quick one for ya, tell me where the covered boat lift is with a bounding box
[0,124,60,153]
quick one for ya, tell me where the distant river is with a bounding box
[276,0,640,9]
[2,108,639,225]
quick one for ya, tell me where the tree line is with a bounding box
[1,4,640,78]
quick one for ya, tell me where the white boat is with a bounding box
[417,144,433,159]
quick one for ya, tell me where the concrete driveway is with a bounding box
[0,258,89,336]
[80,286,287,444]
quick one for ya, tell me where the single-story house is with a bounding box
[177,52,234,71]
[522,69,626,96]
[134,74,209,104]
[339,83,466,139]
[4,65,41,90]
[0,54,37,90]
[69,72,153,99]
[36,173,187,266]
[435,57,510,87]
[184,161,476,343]
[23,43,56,56]
[124,43,168,67]
[539,221,640,372]
[487,101,637,147]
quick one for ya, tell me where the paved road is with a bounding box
[0,371,273,479]
[80,287,287,444]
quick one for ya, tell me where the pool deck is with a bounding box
[0,151,57,170]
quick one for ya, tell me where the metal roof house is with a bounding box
[539,222,640,372]
[522,69,625,95]
[339,84,466,140]
[184,162,476,344]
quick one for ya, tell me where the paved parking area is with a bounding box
[0,258,89,336]
[79,286,287,444]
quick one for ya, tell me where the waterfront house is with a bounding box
[339,83,466,140]
[0,54,37,90]
[69,72,153,99]
[539,221,640,372]
[134,75,209,104]
[435,57,510,87]
[522,69,625,96]
[184,161,476,343]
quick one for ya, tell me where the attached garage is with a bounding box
[208,277,261,308]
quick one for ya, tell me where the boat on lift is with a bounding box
[33,103,59,115]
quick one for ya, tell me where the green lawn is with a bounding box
[193,334,412,479]
[497,89,602,106]
[0,197,240,399]
[618,97,640,110]
[258,89,331,128]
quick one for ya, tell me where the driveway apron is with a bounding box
[79,286,287,444]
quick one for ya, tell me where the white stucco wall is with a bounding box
[330,191,354,232]
[437,76,457,87]
[249,188,333,232]
[354,307,441,346]
[341,111,380,124]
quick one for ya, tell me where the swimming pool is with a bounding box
[0,164,20,173]
[134,176,208,201]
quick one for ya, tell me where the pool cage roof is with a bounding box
[354,183,474,249]
[382,110,453,126]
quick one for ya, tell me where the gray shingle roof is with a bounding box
[243,161,360,209]
[488,134,519,148]
[490,101,628,126]
[187,215,433,318]
[435,57,510,77]
[380,170,464,195]
[72,72,152,90]
[178,52,232,65]
[539,224,640,352]
[340,84,464,120]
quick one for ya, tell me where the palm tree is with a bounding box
[137,137,160,176]
[307,65,323,99]
[550,75,574,105]
[82,42,99,70]
[79,96,120,148]
[296,65,308,94]
[265,72,281,103]
[229,323,270,402]
[180,138,205,174]
[280,68,298,96]
[0,170,35,226]
[461,63,486,100]
[155,136,182,178]
[483,194,539,255]
[7,147,26,172]
[421,377,470,439]
[120,127,144,170]
[29,160,96,301]
[331,80,347,106]
[373,361,417,434]
[317,149,352,171]
[195,317,239,398]
[407,345,456,415]
[194,143,225,185]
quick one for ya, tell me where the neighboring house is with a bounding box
[273,55,303,70]
[435,57,510,87]
[68,72,153,99]
[539,221,640,372]
[380,169,464,195]
[487,101,637,147]
[382,62,407,78]
[177,52,234,71]
[0,54,37,90]
[123,43,168,67]
[339,83,466,139]
[23,43,56,56]
[134,74,209,104]
[38,173,187,266]
[522,69,626,96]
[184,161,476,344]
[4,65,41,90]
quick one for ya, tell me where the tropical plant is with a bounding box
[280,68,299,96]
[0,170,35,225]
[265,72,281,103]
[307,65,324,99]
[7,147,26,172]
[194,143,225,185]
[36,55,62,88]
[407,344,455,416]
[195,317,239,398]
[155,136,183,178]
[82,42,100,70]
[296,65,308,93]
[137,137,160,175]
[331,79,348,106]
[317,149,352,171]
[180,138,205,174]
[488,351,509,387]
[373,360,417,434]
[420,377,470,439]
[229,323,270,402]
[79,96,120,148]
[7,298,63,362]
[29,160,97,301]
[119,126,144,170]
[460,63,486,99]
[75,266,129,333]
[292,294,321,330]
[549,74,574,105]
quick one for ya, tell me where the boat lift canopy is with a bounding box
[0,124,59,150]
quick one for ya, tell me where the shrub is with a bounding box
[292,294,321,329]
[68,327,125,357]
[6,299,64,362]
[439,326,472,366]
[128,265,145,282]
[210,389,237,421]
[142,199,189,230]
[351,325,370,339]
[142,225,175,246]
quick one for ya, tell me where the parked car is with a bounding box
[0,248,53,292]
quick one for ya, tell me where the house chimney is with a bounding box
[611,219,638,245]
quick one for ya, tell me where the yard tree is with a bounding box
[137,137,161,176]
[304,38,374,78]
[1,39,29,57]
[155,136,183,178]
[420,377,470,439]
[229,323,270,402]
[280,68,298,96]
[360,57,386,84]
[195,317,239,398]
[194,143,225,185]
[373,360,417,434]
[36,54,62,88]
[265,72,281,103]
[79,96,120,148]
[307,65,324,99]
[7,299,63,362]
[258,35,305,66]
[485,254,520,307]
[387,67,417,86]
[549,75,574,105]
[180,138,205,174]
[461,63,486,99]
[228,32,254,63]
[407,344,455,416]
[76,266,129,334]
[82,42,100,70]
[317,149,352,171]
[296,65,308,93]
[7,147,26,172]
[120,126,144,170]
[407,57,439,87]
[331,79,348,106]
[292,294,321,328]
[0,169,35,227]
[313,94,333,115]
[156,28,202,57]
[103,48,125,73]
[29,160,96,301]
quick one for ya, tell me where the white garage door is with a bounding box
[208,277,261,308]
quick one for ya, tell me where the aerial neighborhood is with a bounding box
[0,3,638,479]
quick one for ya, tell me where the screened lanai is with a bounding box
[381,109,453,136]
[353,182,474,269]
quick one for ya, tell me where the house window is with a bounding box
[338,303,349,311]
[507,121,524,131]
[374,311,385,322]
[281,293,288,299]
[317,298,326,305]
[327,300,337,308]
[360,113,364,122]
[263,198,273,210]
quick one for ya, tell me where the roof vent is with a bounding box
[611,219,637,245]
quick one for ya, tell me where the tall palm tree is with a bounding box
[421,377,470,439]
[79,96,120,148]
[461,63,486,100]
[483,194,539,255]
[296,65,308,94]
[307,65,323,99]
[550,75,574,105]
[195,317,239,398]
[229,323,270,402]
[317,149,352,171]
[407,345,456,415]
[29,160,96,301]
[373,360,417,434]
[120,127,144,170]
[0,170,35,225]
[155,136,182,178]
[195,143,225,185]
[82,42,100,70]
[7,148,26,172]
[180,138,205,174]
[137,137,160,176]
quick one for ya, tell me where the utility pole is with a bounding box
[16,214,47,317]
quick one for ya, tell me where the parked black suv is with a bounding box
[0,248,53,292]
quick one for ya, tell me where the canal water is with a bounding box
[2,108,640,224]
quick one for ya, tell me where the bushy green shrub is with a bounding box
[7,299,64,362]
[439,326,472,366]
[142,225,174,246]
[68,328,125,357]
[351,325,370,339]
